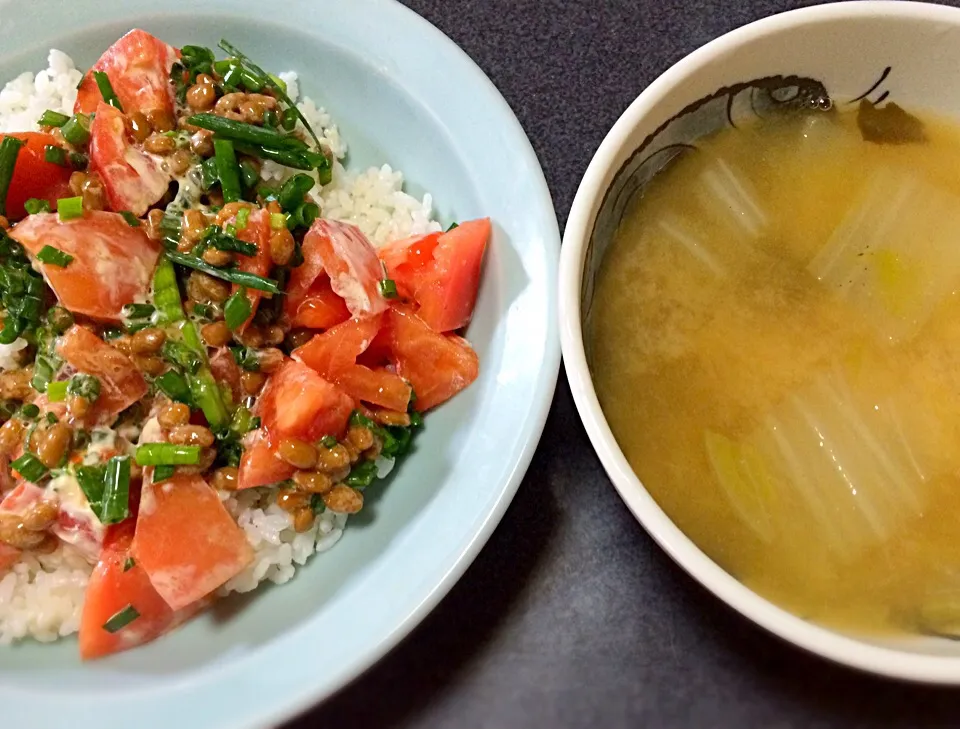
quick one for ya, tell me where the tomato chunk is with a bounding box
[57,325,149,419]
[79,519,204,660]
[379,218,490,332]
[289,274,351,330]
[0,542,19,574]
[89,102,171,216]
[132,474,253,611]
[13,211,161,321]
[255,359,355,442]
[387,306,479,411]
[293,314,412,412]
[237,430,296,491]
[286,220,388,320]
[0,133,74,221]
[75,29,179,116]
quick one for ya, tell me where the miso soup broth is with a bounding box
[587,104,960,637]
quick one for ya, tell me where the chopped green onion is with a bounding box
[162,339,202,375]
[192,302,215,319]
[46,381,68,402]
[181,321,229,432]
[119,211,140,227]
[213,59,235,77]
[92,71,123,111]
[224,288,252,330]
[278,174,315,212]
[410,410,424,428]
[293,201,319,229]
[280,107,299,132]
[31,355,56,393]
[123,557,136,572]
[24,198,51,215]
[36,245,74,267]
[204,227,257,256]
[11,452,47,483]
[122,303,155,319]
[38,110,70,127]
[135,443,201,466]
[68,373,101,401]
[229,345,260,371]
[235,206,251,231]
[61,114,91,146]
[44,145,67,167]
[0,137,23,217]
[213,138,242,204]
[199,156,219,190]
[152,256,185,323]
[165,251,282,293]
[320,435,337,448]
[238,158,259,189]
[222,64,243,89]
[100,456,131,524]
[76,463,106,512]
[180,45,215,75]
[153,464,176,483]
[153,370,191,404]
[262,108,279,129]
[270,212,287,230]
[18,403,39,420]
[103,604,139,633]
[310,493,326,514]
[379,279,398,299]
[56,196,83,221]
[232,139,330,177]
[346,459,378,488]
[267,74,287,94]
[446,222,459,232]
[187,113,306,151]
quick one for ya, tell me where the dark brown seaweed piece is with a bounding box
[857,99,926,145]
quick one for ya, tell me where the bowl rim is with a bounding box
[559,0,960,684]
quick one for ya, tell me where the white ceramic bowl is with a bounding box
[560,0,960,683]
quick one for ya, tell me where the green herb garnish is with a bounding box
[103,604,139,633]
[36,245,73,267]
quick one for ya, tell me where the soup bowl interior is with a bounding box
[561,0,960,683]
[0,1,560,727]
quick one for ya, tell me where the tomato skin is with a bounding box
[57,325,149,419]
[237,430,296,491]
[387,306,479,411]
[289,274,351,330]
[89,102,170,216]
[379,218,490,332]
[79,519,204,660]
[132,474,253,611]
[255,359,355,442]
[286,220,388,320]
[75,29,179,116]
[12,210,161,321]
[0,133,73,221]
[293,314,412,412]
[209,347,243,404]
[227,208,272,332]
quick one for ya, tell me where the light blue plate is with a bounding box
[0,1,560,726]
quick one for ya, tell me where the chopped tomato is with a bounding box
[12,211,161,322]
[79,519,203,660]
[379,218,490,332]
[289,274,351,330]
[236,430,296,491]
[89,102,171,216]
[286,220,388,320]
[0,133,73,220]
[255,359,355,442]
[0,481,44,510]
[132,474,253,611]
[0,542,19,574]
[75,29,179,116]
[209,347,242,404]
[57,325,149,419]
[227,208,271,332]
[293,314,412,411]
[387,306,479,411]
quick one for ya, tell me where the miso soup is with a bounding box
[587,103,960,637]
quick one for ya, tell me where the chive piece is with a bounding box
[18,403,39,419]
[181,321,229,432]
[123,557,136,572]
[229,345,260,372]
[262,108,279,129]
[320,435,337,448]
[310,493,326,514]
[44,145,67,167]
[119,211,140,227]
[100,456,131,524]
[187,113,306,151]
[31,355,56,393]
[294,201,319,229]
[153,370,191,404]
[180,45,215,75]
[410,410,424,428]
[235,206,250,231]
[57,196,84,221]
[204,227,257,256]
[92,71,123,111]
[222,64,243,89]
[24,198,51,215]
[165,251,282,293]
[36,245,74,267]
[379,279,398,299]
[103,604,139,633]
[232,139,329,175]
[346,459,378,488]
[161,339,202,374]
[224,288,252,330]
[38,109,70,127]
[153,464,176,483]
[67,373,101,401]
[213,138,242,204]
[192,302,214,319]
[0,137,23,217]
[278,174,315,212]
[46,380,68,402]
[446,222,459,232]
[280,107,298,132]
[199,157,219,190]
[11,452,47,483]
[122,303,155,319]
[152,256,185,323]
[135,443,201,466]
[76,464,106,511]
[61,114,91,146]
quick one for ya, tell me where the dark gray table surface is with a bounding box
[290,1,960,727]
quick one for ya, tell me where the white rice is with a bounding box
[0,52,434,645]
